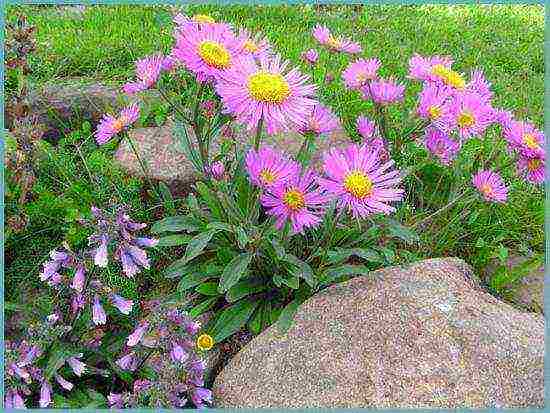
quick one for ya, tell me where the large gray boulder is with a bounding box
[114,123,350,184]
[213,258,544,408]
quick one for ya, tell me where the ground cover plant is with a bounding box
[4,4,545,409]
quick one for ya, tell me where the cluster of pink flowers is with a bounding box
[246,143,403,234]
[110,301,211,409]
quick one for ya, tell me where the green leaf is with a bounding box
[226,279,267,302]
[283,254,315,287]
[158,181,176,215]
[177,272,213,292]
[157,234,192,247]
[247,305,263,335]
[183,229,218,263]
[44,346,75,379]
[211,299,260,342]
[163,258,194,278]
[281,275,299,289]
[276,298,302,334]
[196,282,221,296]
[386,219,420,244]
[189,296,219,318]
[324,264,371,279]
[235,226,249,249]
[151,215,201,234]
[327,248,382,264]
[196,182,223,220]
[490,255,544,291]
[219,252,253,293]
[207,222,234,233]
[173,121,202,172]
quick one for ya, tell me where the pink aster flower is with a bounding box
[245,146,300,189]
[466,69,493,102]
[424,127,461,165]
[301,49,318,65]
[408,54,454,83]
[299,103,340,136]
[416,83,453,130]
[312,25,361,54]
[356,116,379,140]
[216,54,317,135]
[122,55,164,95]
[504,120,545,157]
[472,170,508,203]
[441,91,495,140]
[362,78,405,106]
[94,104,139,145]
[342,58,381,90]
[318,144,404,218]
[237,28,271,60]
[260,168,328,234]
[517,153,545,185]
[172,21,242,82]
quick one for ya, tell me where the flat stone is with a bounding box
[212,258,544,408]
[6,79,157,136]
[114,123,350,184]
[485,255,544,314]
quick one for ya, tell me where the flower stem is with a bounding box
[125,134,162,201]
[254,117,264,150]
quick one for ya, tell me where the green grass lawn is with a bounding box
[5,4,544,304]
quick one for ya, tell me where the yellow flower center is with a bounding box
[244,40,259,53]
[457,111,475,128]
[247,71,290,104]
[193,14,215,24]
[431,64,465,89]
[259,169,277,185]
[112,119,124,132]
[197,333,214,351]
[344,171,373,199]
[428,105,442,120]
[480,183,494,197]
[198,41,231,69]
[283,189,305,211]
[326,35,341,50]
[527,158,541,171]
[523,133,540,150]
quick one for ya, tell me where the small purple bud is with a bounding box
[191,387,212,408]
[108,393,123,408]
[72,265,86,292]
[210,161,225,180]
[67,356,86,376]
[55,373,74,391]
[116,353,136,371]
[324,72,335,83]
[92,296,107,325]
[127,322,148,347]
[170,344,189,363]
[110,294,134,315]
[120,251,140,278]
[94,235,109,268]
[161,55,176,72]
[12,391,26,409]
[135,237,159,248]
[71,294,85,313]
[18,345,41,367]
[133,379,152,394]
[185,320,201,336]
[39,381,52,408]
[46,313,59,324]
[301,48,318,65]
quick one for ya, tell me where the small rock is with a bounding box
[115,123,350,185]
[485,255,544,314]
[213,258,544,408]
